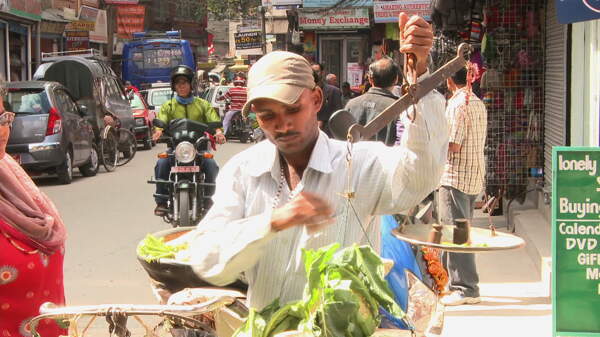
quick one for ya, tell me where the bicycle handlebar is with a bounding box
[30,296,236,335]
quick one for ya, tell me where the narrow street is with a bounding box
[38,142,251,305]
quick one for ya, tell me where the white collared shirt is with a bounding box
[184,89,448,310]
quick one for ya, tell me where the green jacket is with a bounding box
[157,97,220,127]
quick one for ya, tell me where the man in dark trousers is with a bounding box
[311,63,342,136]
[344,57,400,146]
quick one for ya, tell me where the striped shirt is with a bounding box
[183,90,448,310]
[441,88,487,195]
[222,86,247,111]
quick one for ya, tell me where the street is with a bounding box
[38,141,251,305]
[35,140,553,337]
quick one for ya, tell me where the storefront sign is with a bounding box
[117,5,145,38]
[299,8,370,30]
[65,30,90,51]
[41,21,66,35]
[552,147,600,336]
[303,0,371,8]
[65,20,95,31]
[7,0,42,21]
[78,6,107,43]
[234,31,262,55]
[556,0,600,24]
[373,0,431,23]
[347,62,363,92]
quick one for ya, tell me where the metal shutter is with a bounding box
[544,0,567,190]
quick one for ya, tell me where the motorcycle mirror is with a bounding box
[328,109,358,141]
[153,118,167,129]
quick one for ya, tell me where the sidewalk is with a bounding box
[440,210,552,337]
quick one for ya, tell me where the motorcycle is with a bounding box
[222,98,254,144]
[149,118,222,227]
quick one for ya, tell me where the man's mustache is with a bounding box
[275,131,300,140]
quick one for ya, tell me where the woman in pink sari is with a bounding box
[0,110,67,337]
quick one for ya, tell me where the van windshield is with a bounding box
[6,89,51,115]
[148,89,172,107]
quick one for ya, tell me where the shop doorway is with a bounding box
[318,35,367,86]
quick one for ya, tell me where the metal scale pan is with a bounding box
[391,224,526,253]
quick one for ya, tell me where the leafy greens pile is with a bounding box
[137,234,189,262]
[233,244,405,337]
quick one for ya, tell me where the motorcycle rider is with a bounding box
[217,76,247,134]
[151,65,226,216]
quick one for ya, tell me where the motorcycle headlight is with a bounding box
[174,141,196,164]
[135,117,145,126]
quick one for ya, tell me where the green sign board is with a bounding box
[553,147,600,337]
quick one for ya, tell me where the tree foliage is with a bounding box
[173,0,261,22]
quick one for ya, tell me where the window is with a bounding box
[129,93,145,109]
[6,89,50,115]
[54,90,77,115]
[149,89,173,107]
[133,47,183,69]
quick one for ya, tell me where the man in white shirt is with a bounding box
[184,13,449,311]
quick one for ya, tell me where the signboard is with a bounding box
[373,0,431,23]
[117,5,145,38]
[78,6,107,43]
[7,0,42,21]
[234,31,263,55]
[65,20,95,31]
[303,0,371,8]
[553,147,600,337]
[299,8,370,30]
[65,30,90,52]
[555,0,600,24]
[347,63,363,92]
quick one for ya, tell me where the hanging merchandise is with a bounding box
[479,0,544,205]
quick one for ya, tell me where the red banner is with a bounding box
[117,5,145,38]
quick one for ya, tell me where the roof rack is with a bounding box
[41,49,107,61]
[132,30,182,41]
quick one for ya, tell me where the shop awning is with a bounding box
[210,64,227,73]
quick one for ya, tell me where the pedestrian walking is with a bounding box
[439,67,488,306]
[325,73,338,87]
[311,63,342,136]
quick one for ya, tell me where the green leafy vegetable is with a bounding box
[137,234,188,262]
[232,244,406,337]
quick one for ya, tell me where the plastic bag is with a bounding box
[379,215,423,329]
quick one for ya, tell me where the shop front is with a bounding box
[299,7,370,86]
[0,0,42,81]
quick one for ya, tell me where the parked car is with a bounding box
[201,85,232,118]
[141,83,173,120]
[127,89,155,150]
[5,81,99,184]
[33,55,135,140]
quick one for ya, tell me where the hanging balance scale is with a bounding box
[328,43,525,253]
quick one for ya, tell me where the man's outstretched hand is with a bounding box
[271,192,335,233]
[398,13,433,77]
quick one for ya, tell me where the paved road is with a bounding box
[38,141,251,305]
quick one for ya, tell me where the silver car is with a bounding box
[5,81,99,184]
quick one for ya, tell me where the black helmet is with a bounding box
[170,65,194,90]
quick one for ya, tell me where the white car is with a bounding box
[141,84,174,118]
[201,85,233,118]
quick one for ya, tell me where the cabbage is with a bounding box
[232,244,406,337]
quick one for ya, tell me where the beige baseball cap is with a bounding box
[242,51,316,116]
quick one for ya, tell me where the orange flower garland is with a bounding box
[422,247,449,295]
